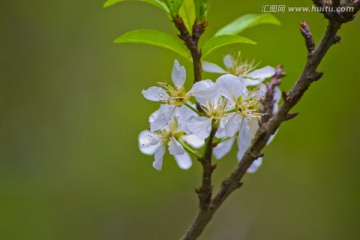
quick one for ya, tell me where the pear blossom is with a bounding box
[212,74,266,173]
[139,105,204,170]
[187,92,232,139]
[142,60,217,106]
[139,58,281,174]
[202,53,275,86]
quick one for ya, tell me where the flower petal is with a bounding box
[168,137,185,156]
[139,130,161,155]
[248,117,260,139]
[187,116,212,139]
[272,86,281,114]
[188,80,217,100]
[181,134,205,149]
[172,59,186,90]
[153,144,165,171]
[214,137,235,160]
[247,157,263,173]
[225,114,242,137]
[215,118,227,138]
[247,66,275,79]
[267,130,278,145]
[174,151,192,170]
[243,78,265,87]
[149,104,176,132]
[255,84,267,101]
[173,105,196,133]
[223,54,234,69]
[202,61,227,74]
[142,87,169,102]
[216,74,245,101]
[237,119,252,161]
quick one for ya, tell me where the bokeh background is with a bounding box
[1,0,359,239]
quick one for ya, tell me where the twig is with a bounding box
[173,17,207,84]
[180,1,359,239]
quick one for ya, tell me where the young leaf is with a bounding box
[201,35,256,58]
[178,0,196,32]
[114,29,191,59]
[163,0,184,16]
[215,13,281,36]
[103,0,169,14]
[194,0,208,22]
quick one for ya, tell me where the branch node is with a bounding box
[282,91,289,103]
[251,152,264,159]
[309,71,324,81]
[211,164,217,171]
[285,112,299,121]
[334,34,341,44]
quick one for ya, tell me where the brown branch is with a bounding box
[196,121,217,210]
[181,1,359,239]
[173,17,207,112]
[173,17,207,84]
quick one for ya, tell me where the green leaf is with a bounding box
[178,0,196,32]
[194,0,208,21]
[114,29,191,59]
[215,13,281,36]
[201,35,256,58]
[103,0,169,14]
[163,0,184,16]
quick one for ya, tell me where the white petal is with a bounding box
[244,78,265,87]
[149,105,175,132]
[168,137,185,155]
[188,80,217,100]
[214,137,235,160]
[181,135,205,149]
[215,118,227,138]
[142,87,169,102]
[272,86,281,115]
[255,84,267,100]
[223,54,234,69]
[172,59,186,90]
[216,74,244,101]
[267,130,278,145]
[248,117,260,139]
[237,119,252,161]
[153,144,165,171]
[187,116,212,139]
[225,114,242,137]
[247,66,275,79]
[139,130,161,155]
[202,61,227,73]
[247,157,263,173]
[173,105,196,132]
[174,151,192,170]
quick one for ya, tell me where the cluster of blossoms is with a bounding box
[139,54,280,173]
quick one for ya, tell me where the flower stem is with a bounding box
[179,140,202,158]
[185,103,201,115]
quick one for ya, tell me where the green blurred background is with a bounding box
[1,0,359,239]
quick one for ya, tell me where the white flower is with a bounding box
[187,93,231,139]
[216,74,263,137]
[139,106,204,171]
[142,60,217,106]
[202,53,275,86]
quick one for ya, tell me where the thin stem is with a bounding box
[179,140,202,158]
[185,103,201,115]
